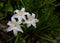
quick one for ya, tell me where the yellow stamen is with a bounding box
[30,18,32,22]
[19,13,22,16]
[13,24,17,27]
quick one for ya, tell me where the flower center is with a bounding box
[19,13,23,16]
[13,24,17,27]
[30,18,32,22]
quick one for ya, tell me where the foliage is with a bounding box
[0,0,60,43]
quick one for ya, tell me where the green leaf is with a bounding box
[51,30,60,37]
[39,34,54,42]
[15,32,23,43]
[4,1,13,12]
[0,2,3,8]
[45,0,56,4]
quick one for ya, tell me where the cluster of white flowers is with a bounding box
[7,8,39,36]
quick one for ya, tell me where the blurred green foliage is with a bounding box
[0,0,60,43]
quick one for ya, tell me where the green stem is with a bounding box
[15,33,22,43]
[20,0,25,8]
[17,1,20,9]
[20,25,26,29]
[15,35,19,43]
[15,34,19,43]
[51,3,60,6]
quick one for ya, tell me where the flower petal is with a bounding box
[14,9,19,14]
[32,13,35,18]
[18,17,22,23]
[22,16,26,21]
[12,14,18,19]
[27,13,31,19]
[7,21,12,25]
[11,17,16,22]
[16,20,21,24]
[25,12,29,15]
[16,27,23,33]
[13,30,18,36]
[21,8,25,12]
[32,23,36,28]
[35,19,39,22]
[27,24,31,27]
[7,27,13,32]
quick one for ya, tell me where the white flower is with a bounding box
[24,13,39,28]
[12,8,29,23]
[7,18,23,36]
